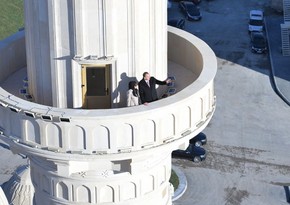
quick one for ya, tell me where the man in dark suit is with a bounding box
[138,72,171,104]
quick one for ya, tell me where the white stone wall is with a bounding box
[29,151,172,204]
[0,187,9,205]
[24,0,168,108]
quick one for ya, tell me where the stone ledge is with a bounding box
[172,165,187,202]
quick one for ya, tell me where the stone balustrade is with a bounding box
[0,27,217,158]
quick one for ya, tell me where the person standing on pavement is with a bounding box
[138,72,171,105]
[127,81,140,107]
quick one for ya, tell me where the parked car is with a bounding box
[168,18,185,29]
[250,32,267,54]
[189,132,207,147]
[248,10,264,33]
[179,1,202,21]
[172,143,206,162]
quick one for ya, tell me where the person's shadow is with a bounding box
[112,72,138,108]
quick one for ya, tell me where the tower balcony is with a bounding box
[0,27,216,159]
[0,26,216,205]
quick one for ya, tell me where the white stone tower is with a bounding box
[0,0,217,204]
[25,0,168,108]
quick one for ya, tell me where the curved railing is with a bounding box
[0,27,217,157]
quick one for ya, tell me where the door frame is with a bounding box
[81,64,111,109]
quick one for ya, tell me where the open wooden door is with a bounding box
[81,65,111,109]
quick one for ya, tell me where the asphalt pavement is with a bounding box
[265,16,290,105]
[170,0,290,205]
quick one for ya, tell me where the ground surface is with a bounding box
[169,0,290,205]
[0,0,24,40]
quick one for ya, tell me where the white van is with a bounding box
[248,10,264,32]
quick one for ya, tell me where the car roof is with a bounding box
[251,33,266,42]
[192,145,206,154]
[250,10,263,19]
[251,31,265,37]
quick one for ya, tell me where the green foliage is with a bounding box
[169,169,179,191]
[0,0,24,40]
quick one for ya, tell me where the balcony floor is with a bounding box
[0,61,197,103]
[1,67,27,99]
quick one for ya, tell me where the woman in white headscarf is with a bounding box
[127,81,140,107]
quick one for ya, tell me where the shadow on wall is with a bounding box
[112,72,138,108]
[284,186,290,203]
